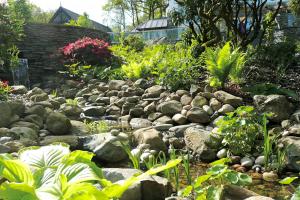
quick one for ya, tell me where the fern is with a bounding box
[205,42,246,88]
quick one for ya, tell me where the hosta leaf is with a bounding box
[61,150,94,165]
[210,158,231,166]
[206,164,227,175]
[63,182,109,200]
[179,185,193,197]
[33,167,56,188]
[0,182,38,200]
[224,171,239,184]
[36,184,62,200]
[237,173,252,185]
[194,175,211,188]
[279,177,298,185]
[0,158,34,185]
[19,143,70,169]
[57,163,102,184]
[206,185,223,200]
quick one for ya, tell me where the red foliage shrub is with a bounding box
[60,37,112,65]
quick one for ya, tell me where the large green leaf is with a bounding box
[63,182,109,200]
[145,159,182,175]
[194,174,211,188]
[0,158,34,185]
[0,182,38,200]
[19,143,70,169]
[33,168,56,188]
[279,177,298,185]
[57,163,102,184]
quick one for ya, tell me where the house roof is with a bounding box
[49,6,112,32]
[134,17,174,31]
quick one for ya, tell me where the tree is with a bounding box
[289,0,300,16]
[0,3,23,69]
[66,13,93,29]
[7,0,32,23]
[170,0,283,48]
[29,4,54,23]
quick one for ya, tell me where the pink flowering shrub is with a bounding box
[0,80,12,101]
[60,37,112,65]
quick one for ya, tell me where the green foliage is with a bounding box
[65,99,79,106]
[121,34,145,52]
[243,83,299,101]
[84,120,110,134]
[8,0,32,23]
[216,106,262,156]
[247,41,298,82]
[204,42,246,88]
[111,42,201,91]
[0,3,23,69]
[0,81,12,101]
[279,177,300,200]
[0,143,182,200]
[65,12,93,28]
[289,0,300,16]
[179,159,252,200]
[121,143,140,169]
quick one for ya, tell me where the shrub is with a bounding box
[0,143,181,200]
[60,37,112,66]
[0,80,12,101]
[204,42,246,88]
[216,106,262,156]
[121,34,145,52]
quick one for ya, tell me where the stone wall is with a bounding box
[16,23,109,85]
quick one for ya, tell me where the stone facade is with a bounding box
[15,23,109,85]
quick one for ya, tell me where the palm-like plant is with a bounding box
[205,42,246,88]
[0,143,181,200]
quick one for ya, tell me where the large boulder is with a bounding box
[186,107,210,124]
[280,136,300,172]
[102,168,172,200]
[254,95,294,123]
[8,127,38,140]
[191,96,208,107]
[157,100,182,116]
[40,135,79,149]
[83,133,127,163]
[70,120,89,135]
[133,128,167,152]
[144,85,164,98]
[83,106,106,117]
[184,127,216,161]
[0,102,12,127]
[46,112,71,135]
[11,85,27,94]
[214,91,243,107]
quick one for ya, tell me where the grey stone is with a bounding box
[241,157,254,167]
[218,104,235,114]
[83,106,106,117]
[255,156,265,165]
[133,128,167,152]
[0,102,12,127]
[11,85,27,94]
[9,127,38,140]
[154,116,173,124]
[70,120,89,135]
[108,80,126,90]
[40,135,79,149]
[214,91,243,107]
[130,118,152,129]
[191,96,208,107]
[172,114,187,125]
[157,100,182,116]
[46,112,71,135]
[186,107,210,124]
[24,114,43,128]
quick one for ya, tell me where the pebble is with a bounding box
[262,171,278,182]
[111,129,120,136]
[230,156,241,165]
[236,166,247,173]
[216,148,227,159]
[255,156,265,165]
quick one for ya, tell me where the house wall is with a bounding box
[14,23,109,85]
[276,13,300,39]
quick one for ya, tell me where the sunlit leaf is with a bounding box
[0,182,38,200]
[279,177,298,185]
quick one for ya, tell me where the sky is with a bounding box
[29,0,109,26]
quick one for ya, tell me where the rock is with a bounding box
[191,96,208,107]
[83,106,105,117]
[254,95,294,123]
[186,107,210,123]
[190,84,202,95]
[24,114,43,128]
[10,121,39,132]
[154,116,173,124]
[25,105,46,119]
[133,128,167,152]
[218,104,235,114]
[8,101,25,116]
[59,104,83,118]
[144,102,156,114]
[0,144,10,153]
[26,87,44,98]
[9,127,38,140]
[172,114,187,125]
[184,127,216,161]
[40,135,79,149]
[217,148,227,158]
[70,120,89,135]
[108,80,126,90]
[209,98,222,111]
[281,120,293,129]
[180,95,193,106]
[84,133,127,162]
[0,102,12,127]
[148,112,163,121]
[46,112,71,135]
[157,100,182,116]
[153,124,173,131]
[262,171,278,182]
[129,107,144,117]
[144,85,164,98]
[255,156,265,166]
[30,93,49,102]
[168,137,185,149]
[241,157,254,168]
[280,136,300,171]
[11,85,27,94]
[96,96,110,105]
[102,168,172,200]
[203,105,213,115]
[236,166,247,173]
[169,124,197,137]
[134,78,148,89]
[244,197,274,200]
[214,91,243,107]
[130,118,152,129]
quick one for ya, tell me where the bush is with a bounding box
[0,80,12,101]
[216,106,263,156]
[122,34,145,52]
[204,42,246,88]
[60,37,112,66]
[111,42,201,91]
